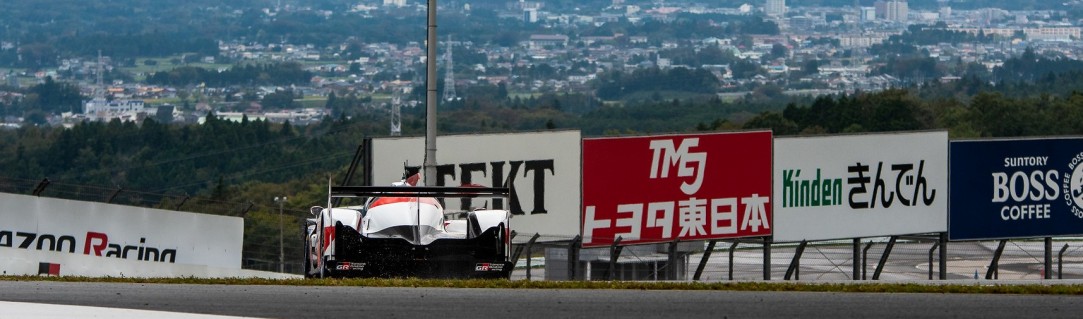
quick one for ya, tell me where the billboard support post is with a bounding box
[928,241,940,280]
[986,240,1007,280]
[667,239,680,280]
[852,239,861,280]
[784,241,807,280]
[607,236,623,281]
[872,236,897,280]
[862,242,873,280]
[939,232,947,280]
[174,193,190,210]
[107,186,122,203]
[762,237,772,281]
[1059,243,1069,279]
[514,233,540,279]
[693,240,717,281]
[523,233,540,280]
[568,235,581,281]
[1045,237,1053,280]
[728,241,739,280]
[31,178,50,196]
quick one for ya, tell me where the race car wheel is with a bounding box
[303,237,313,278]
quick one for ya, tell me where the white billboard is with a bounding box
[773,131,948,242]
[371,130,581,237]
[0,193,243,274]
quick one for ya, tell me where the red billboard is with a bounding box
[581,131,773,247]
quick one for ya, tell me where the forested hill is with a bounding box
[4,50,1083,207]
[1,113,382,199]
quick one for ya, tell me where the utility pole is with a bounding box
[274,196,287,273]
[424,0,438,186]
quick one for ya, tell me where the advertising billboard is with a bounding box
[773,131,949,242]
[950,138,1083,240]
[0,193,243,273]
[370,130,581,237]
[581,131,772,247]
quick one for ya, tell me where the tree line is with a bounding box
[145,62,313,87]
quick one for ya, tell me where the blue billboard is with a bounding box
[950,138,1083,240]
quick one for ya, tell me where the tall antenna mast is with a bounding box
[442,34,457,101]
[390,85,402,136]
[96,50,104,99]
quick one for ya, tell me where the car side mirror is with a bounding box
[310,206,323,216]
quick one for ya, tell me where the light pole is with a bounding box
[274,196,287,273]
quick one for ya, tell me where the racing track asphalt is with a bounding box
[2,280,1083,319]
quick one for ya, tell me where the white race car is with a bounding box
[304,176,512,279]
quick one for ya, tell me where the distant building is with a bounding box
[83,97,145,122]
[765,0,786,17]
[524,8,538,23]
[860,7,876,22]
[938,6,951,20]
[5,72,17,88]
[1026,27,1080,42]
[382,0,406,7]
[875,0,908,22]
[838,35,887,48]
[528,34,569,49]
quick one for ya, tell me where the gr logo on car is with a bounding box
[475,263,504,271]
[335,262,366,271]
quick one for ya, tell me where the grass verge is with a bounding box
[3,276,1083,294]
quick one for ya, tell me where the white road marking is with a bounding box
[0,301,261,319]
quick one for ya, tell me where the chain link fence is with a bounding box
[507,234,1083,282]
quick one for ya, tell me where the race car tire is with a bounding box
[496,223,507,259]
[303,237,313,278]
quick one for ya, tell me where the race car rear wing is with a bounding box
[329,185,510,198]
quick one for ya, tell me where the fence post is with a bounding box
[694,240,717,281]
